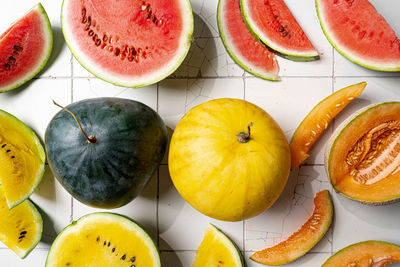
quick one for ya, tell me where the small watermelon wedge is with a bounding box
[192,224,244,267]
[240,0,319,61]
[316,0,400,71]
[217,0,280,81]
[0,3,52,92]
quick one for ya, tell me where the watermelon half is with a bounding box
[217,0,280,81]
[240,0,319,61]
[316,0,400,71]
[0,4,52,92]
[61,0,193,88]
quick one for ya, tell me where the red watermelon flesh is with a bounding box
[61,0,193,87]
[316,0,400,71]
[217,0,280,80]
[0,4,52,92]
[240,0,319,61]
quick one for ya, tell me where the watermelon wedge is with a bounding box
[61,0,193,88]
[316,0,400,71]
[217,0,280,81]
[0,4,52,92]
[240,0,319,61]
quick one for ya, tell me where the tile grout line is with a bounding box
[70,52,74,223]
[156,82,160,248]
[331,45,334,255]
[242,76,246,253]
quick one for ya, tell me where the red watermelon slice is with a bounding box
[316,0,400,71]
[0,4,52,92]
[217,0,280,81]
[61,0,193,88]
[240,0,319,61]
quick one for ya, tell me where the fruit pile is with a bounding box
[0,0,399,266]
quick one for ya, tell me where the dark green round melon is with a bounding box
[45,98,167,208]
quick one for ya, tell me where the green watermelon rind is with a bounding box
[61,0,194,88]
[217,0,280,81]
[45,212,161,267]
[0,3,53,93]
[0,109,46,209]
[15,199,43,259]
[315,0,400,72]
[240,0,319,62]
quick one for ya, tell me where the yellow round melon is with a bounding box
[168,98,290,221]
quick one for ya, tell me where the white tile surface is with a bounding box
[0,0,400,266]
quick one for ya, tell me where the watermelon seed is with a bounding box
[130,257,135,262]
[114,48,120,56]
[121,254,126,260]
[87,16,91,26]
[108,242,110,247]
[13,45,22,51]
[66,263,70,266]
[108,46,114,52]
[128,57,134,62]
[112,248,115,252]
[13,51,19,55]
[101,43,107,49]
[6,149,10,153]
[282,31,288,37]
[103,241,106,246]
[88,30,94,37]
[82,16,87,24]
[131,47,137,56]
[96,236,100,242]
[1,144,6,148]
[11,156,15,159]
[103,35,108,42]
[92,34,98,42]
[18,235,25,239]
[8,56,16,64]
[278,26,284,32]
[4,63,10,70]
[95,39,101,46]
[82,8,86,17]
[20,231,27,235]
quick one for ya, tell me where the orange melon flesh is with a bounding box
[322,241,400,266]
[250,190,333,265]
[326,102,400,203]
[290,82,366,169]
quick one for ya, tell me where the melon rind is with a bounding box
[0,109,46,209]
[45,212,161,267]
[322,240,400,266]
[316,0,400,72]
[325,102,400,205]
[240,0,319,62]
[61,0,193,88]
[193,223,244,266]
[217,0,280,81]
[0,3,53,93]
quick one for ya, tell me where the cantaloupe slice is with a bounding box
[322,241,400,266]
[192,224,244,267]
[0,185,42,258]
[250,190,333,265]
[290,82,366,169]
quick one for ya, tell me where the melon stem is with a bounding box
[237,122,254,143]
[52,100,97,144]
